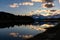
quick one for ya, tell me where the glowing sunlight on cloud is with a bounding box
[10,2,34,8]
[29,10,51,16]
[31,0,54,2]
[19,2,34,6]
[59,0,60,3]
[31,0,45,2]
[28,10,60,16]
[10,3,19,8]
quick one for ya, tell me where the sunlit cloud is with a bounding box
[29,10,42,15]
[31,0,54,2]
[10,2,34,8]
[28,10,60,16]
[19,2,34,6]
[29,11,34,15]
[35,10,41,13]
[31,0,45,2]
[59,0,60,3]
[42,2,54,8]
[29,10,51,16]
[50,10,60,15]
[45,0,54,2]
[50,10,56,12]
[10,3,19,8]
[55,10,60,13]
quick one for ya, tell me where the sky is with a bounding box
[0,0,60,15]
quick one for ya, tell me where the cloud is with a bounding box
[45,0,54,2]
[10,2,34,8]
[53,10,60,14]
[19,2,34,6]
[31,0,44,2]
[50,10,60,13]
[50,10,56,12]
[35,10,41,13]
[10,3,19,8]
[29,10,42,15]
[59,0,60,3]
[49,10,60,15]
[29,10,60,16]
[31,0,54,2]
[42,2,54,8]
[29,11,34,15]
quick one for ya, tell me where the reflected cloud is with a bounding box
[8,22,59,40]
[40,24,55,28]
[9,32,19,37]
[25,22,57,31]
[9,32,33,39]
[19,35,33,39]
[29,25,46,31]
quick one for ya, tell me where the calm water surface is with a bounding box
[0,22,59,40]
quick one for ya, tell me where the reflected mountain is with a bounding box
[0,21,58,29]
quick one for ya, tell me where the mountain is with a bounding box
[0,11,15,16]
[32,14,60,19]
[32,14,47,20]
[47,14,60,18]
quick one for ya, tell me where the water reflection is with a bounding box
[9,32,33,39]
[9,32,19,37]
[0,21,59,40]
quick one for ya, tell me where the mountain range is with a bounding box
[32,14,60,20]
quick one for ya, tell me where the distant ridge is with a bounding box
[0,11,34,24]
[0,11,15,16]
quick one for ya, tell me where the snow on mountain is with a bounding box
[32,14,60,20]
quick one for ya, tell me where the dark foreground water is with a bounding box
[0,22,59,40]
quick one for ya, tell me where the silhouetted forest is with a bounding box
[0,12,34,24]
[0,11,60,24]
